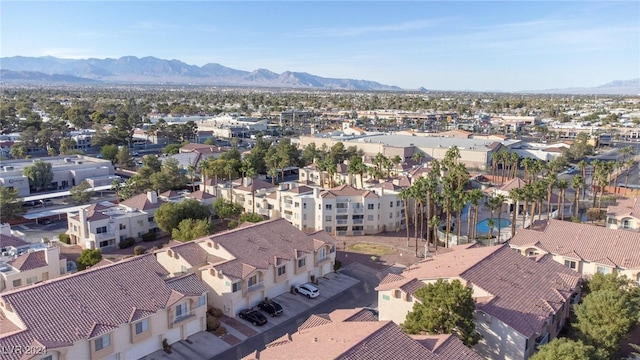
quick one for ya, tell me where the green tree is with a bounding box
[77,249,102,270]
[70,180,93,204]
[212,198,243,219]
[9,142,27,159]
[238,212,265,224]
[23,160,54,192]
[142,155,162,172]
[59,137,77,155]
[154,199,211,233]
[171,218,212,242]
[531,338,602,360]
[100,144,119,164]
[116,146,135,169]
[402,279,479,346]
[574,289,638,358]
[0,187,25,223]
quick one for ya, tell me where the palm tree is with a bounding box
[465,189,483,240]
[510,152,520,178]
[467,189,483,240]
[624,159,635,189]
[485,196,502,245]
[494,194,507,243]
[491,152,500,180]
[522,184,534,229]
[247,167,257,214]
[111,179,122,204]
[399,188,412,247]
[576,159,588,197]
[612,160,623,194]
[620,145,635,163]
[508,187,524,237]
[198,158,213,194]
[556,179,568,220]
[411,151,425,164]
[571,175,584,218]
[546,174,557,218]
[391,155,403,176]
[429,215,440,251]
[521,157,534,183]
[187,164,196,192]
[453,189,466,244]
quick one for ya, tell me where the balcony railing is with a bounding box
[534,333,549,349]
[336,219,348,225]
[93,232,115,241]
[352,231,363,236]
[353,207,363,214]
[173,309,196,326]
[336,207,348,214]
[284,203,292,209]
[247,282,264,293]
[352,219,364,225]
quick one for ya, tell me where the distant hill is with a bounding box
[521,78,640,95]
[0,55,402,90]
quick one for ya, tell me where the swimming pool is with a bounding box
[476,218,511,235]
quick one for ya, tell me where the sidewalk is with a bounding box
[140,271,360,360]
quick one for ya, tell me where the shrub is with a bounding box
[141,232,157,242]
[58,233,70,244]
[207,306,223,318]
[207,316,221,331]
[333,260,342,271]
[214,326,227,336]
[227,220,238,229]
[134,245,147,255]
[119,237,135,249]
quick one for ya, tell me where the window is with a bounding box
[96,226,107,234]
[135,319,149,334]
[175,303,188,320]
[303,214,307,221]
[396,200,401,207]
[26,276,37,285]
[276,265,286,276]
[318,248,326,260]
[95,334,111,351]
[295,202,299,208]
[389,213,393,219]
[367,215,374,221]
[303,203,307,209]
[325,216,332,222]
[325,204,332,210]
[298,258,306,268]
[390,201,393,208]
[248,274,258,287]
[119,223,126,230]
[607,217,617,225]
[41,356,53,360]
[564,260,576,269]
[325,227,332,233]
[12,279,21,287]
[99,240,110,248]
[368,204,374,210]
[196,294,206,308]
[597,266,611,274]
[232,282,241,293]
[623,219,631,229]
[148,216,154,222]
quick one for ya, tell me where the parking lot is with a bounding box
[141,270,361,360]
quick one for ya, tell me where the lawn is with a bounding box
[346,243,396,257]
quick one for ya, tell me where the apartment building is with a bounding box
[0,155,114,197]
[376,244,581,360]
[606,197,640,232]
[510,219,640,282]
[155,218,336,317]
[0,242,66,293]
[67,192,165,250]
[247,308,483,360]
[0,255,208,360]
[218,179,407,236]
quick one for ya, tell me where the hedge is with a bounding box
[119,237,135,249]
[58,233,70,244]
[141,232,157,242]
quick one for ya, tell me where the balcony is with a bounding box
[336,207,348,214]
[534,333,549,349]
[336,219,348,225]
[284,203,292,209]
[353,219,364,225]
[93,232,115,241]
[247,282,264,293]
[352,207,363,214]
[172,310,196,326]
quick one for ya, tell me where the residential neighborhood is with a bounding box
[1,86,640,360]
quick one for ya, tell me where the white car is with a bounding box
[295,283,319,299]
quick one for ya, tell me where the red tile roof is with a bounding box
[413,334,484,359]
[235,178,277,192]
[7,251,48,271]
[0,255,206,360]
[120,193,165,211]
[321,184,378,198]
[0,234,29,249]
[185,190,215,200]
[607,197,640,219]
[289,186,313,194]
[377,245,581,338]
[510,219,640,269]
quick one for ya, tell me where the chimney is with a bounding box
[147,191,158,204]
[314,188,320,198]
[0,223,11,236]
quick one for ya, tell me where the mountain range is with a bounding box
[0,55,402,91]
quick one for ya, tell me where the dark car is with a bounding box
[257,300,283,317]
[238,309,268,326]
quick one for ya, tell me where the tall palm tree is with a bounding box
[546,174,557,218]
[247,167,258,214]
[199,158,213,194]
[111,179,122,204]
[466,189,483,240]
[453,189,466,244]
[491,151,500,180]
[510,152,520,178]
[494,194,507,243]
[556,179,568,220]
[571,175,584,218]
[399,188,412,247]
[187,164,196,192]
[533,181,546,222]
[391,155,403,176]
[612,160,623,194]
[521,157,534,183]
[411,151,425,164]
[620,145,635,163]
[486,196,503,245]
[429,215,440,251]
[509,187,524,237]
[624,159,635,189]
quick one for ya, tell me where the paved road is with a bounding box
[211,263,403,360]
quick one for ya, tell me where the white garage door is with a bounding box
[165,328,181,345]
[185,318,202,337]
[125,335,161,360]
[266,280,288,299]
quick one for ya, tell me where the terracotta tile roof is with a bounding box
[159,190,182,198]
[186,190,215,200]
[165,274,208,296]
[171,242,210,266]
[120,193,164,211]
[336,163,349,174]
[320,184,377,198]
[328,308,378,323]
[377,245,581,338]
[510,219,640,270]
[84,203,111,221]
[251,321,439,360]
[235,178,277,192]
[0,234,29,249]
[607,197,640,219]
[202,219,335,280]
[413,334,484,359]
[7,251,47,271]
[289,186,313,194]
[0,255,206,360]
[372,182,402,192]
[498,177,526,192]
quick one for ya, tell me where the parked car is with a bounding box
[295,283,320,299]
[238,309,268,326]
[22,201,39,207]
[40,199,53,206]
[257,300,283,317]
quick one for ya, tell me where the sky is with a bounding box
[1,1,639,92]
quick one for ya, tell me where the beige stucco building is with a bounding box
[155,218,336,317]
[606,197,640,232]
